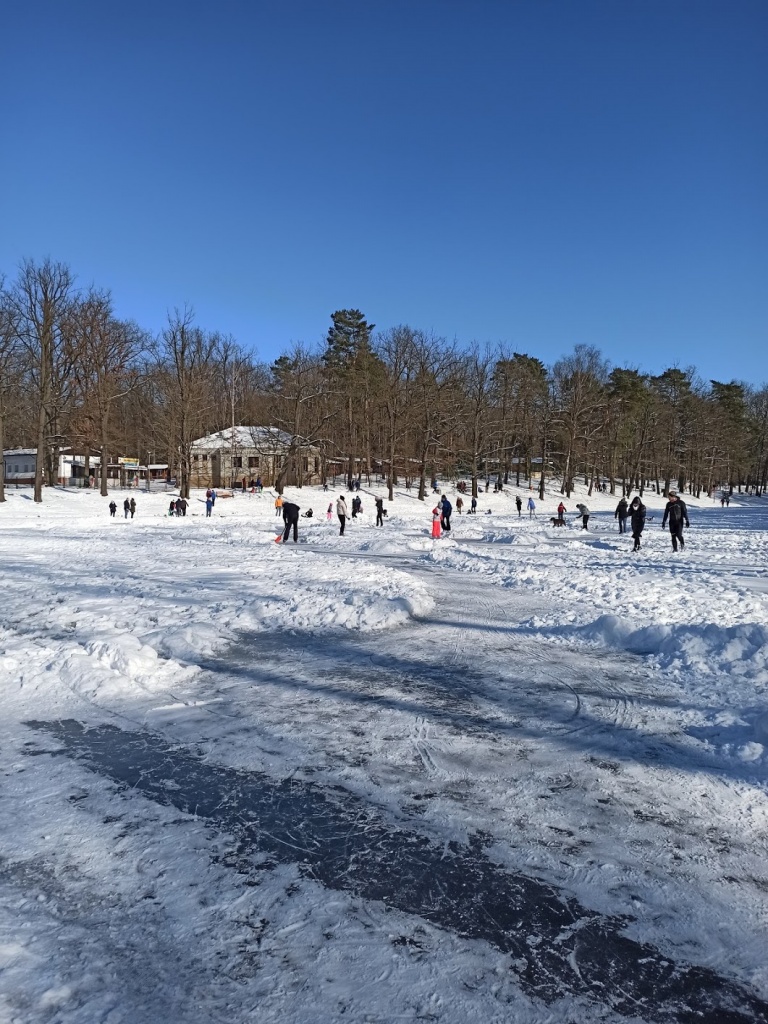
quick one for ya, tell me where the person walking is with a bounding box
[527,496,536,518]
[336,495,348,536]
[456,496,463,514]
[274,494,283,516]
[516,495,522,517]
[178,497,187,517]
[123,498,130,519]
[129,497,136,518]
[431,507,442,539]
[470,496,478,515]
[375,496,385,526]
[557,501,566,524]
[629,497,646,551]
[662,490,690,551]
[576,502,590,529]
[440,495,452,532]
[280,500,301,543]
[615,497,629,533]
[109,501,117,517]
[210,488,217,508]
[169,499,176,517]
[205,495,213,517]
[326,502,333,522]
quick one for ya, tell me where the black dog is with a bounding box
[550,517,566,527]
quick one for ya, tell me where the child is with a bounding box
[431,507,442,539]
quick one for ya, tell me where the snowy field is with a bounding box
[1,481,767,1024]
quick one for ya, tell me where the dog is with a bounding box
[550,517,566,527]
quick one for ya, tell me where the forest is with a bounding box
[1,258,767,503]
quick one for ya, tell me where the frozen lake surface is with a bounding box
[1,484,767,1022]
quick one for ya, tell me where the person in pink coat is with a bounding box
[431,507,442,538]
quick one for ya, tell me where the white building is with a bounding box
[190,426,320,489]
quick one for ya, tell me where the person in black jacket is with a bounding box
[615,497,629,533]
[375,496,385,526]
[281,500,301,543]
[629,497,646,551]
[661,490,690,551]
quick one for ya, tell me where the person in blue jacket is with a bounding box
[440,495,452,532]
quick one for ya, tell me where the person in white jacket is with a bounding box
[336,496,348,536]
[576,503,590,529]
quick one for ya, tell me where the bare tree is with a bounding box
[8,259,76,501]
[268,344,330,492]
[157,308,220,498]
[0,280,21,502]
[457,344,495,498]
[71,290,147,495]
[377,326,417,500]
[552,345,609,498]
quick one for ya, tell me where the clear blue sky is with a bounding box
[2,0,766,384]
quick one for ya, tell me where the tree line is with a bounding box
[1,257,767,504]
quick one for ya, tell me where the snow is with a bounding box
[1,481,767,1022]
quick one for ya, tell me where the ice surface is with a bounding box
[1,482,767,1022]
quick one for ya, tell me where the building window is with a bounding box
[314,457,319,472]
[193,454,199,462]
[303,458,308,472]
[233,456,242,468]
[202,454,208,462]
[248,456,259,468]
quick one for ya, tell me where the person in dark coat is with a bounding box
[281,500,301,543]
[109,501,117,517]
[178,497,187,516]
[615,497,629,533]
[440,495,452,532]
[169,499,176,517]
[129,497,136,518]
[375,496,385,526]
[471,496,478,514]
[515,495,522,517]
[123,498,130,519]
[629,497,646,551]
[661,490,690,551]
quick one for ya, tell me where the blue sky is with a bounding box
[2,0,766,383]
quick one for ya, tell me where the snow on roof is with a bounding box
[191,426,293,450]
[3,448,38,457]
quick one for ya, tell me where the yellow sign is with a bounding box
[119,458,140,467]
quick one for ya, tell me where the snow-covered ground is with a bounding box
[1,480,767,1023]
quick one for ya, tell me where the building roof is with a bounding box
[3,448,37,457]
[191,426,293,450]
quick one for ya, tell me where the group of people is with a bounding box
[205,488,218,517]
[430,494,453,537]
[615,491,690,551]
[276,489,390,543]
[168,497,188,516]
[109,497,136,519]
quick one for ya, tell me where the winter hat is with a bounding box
[668,489,678,496]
